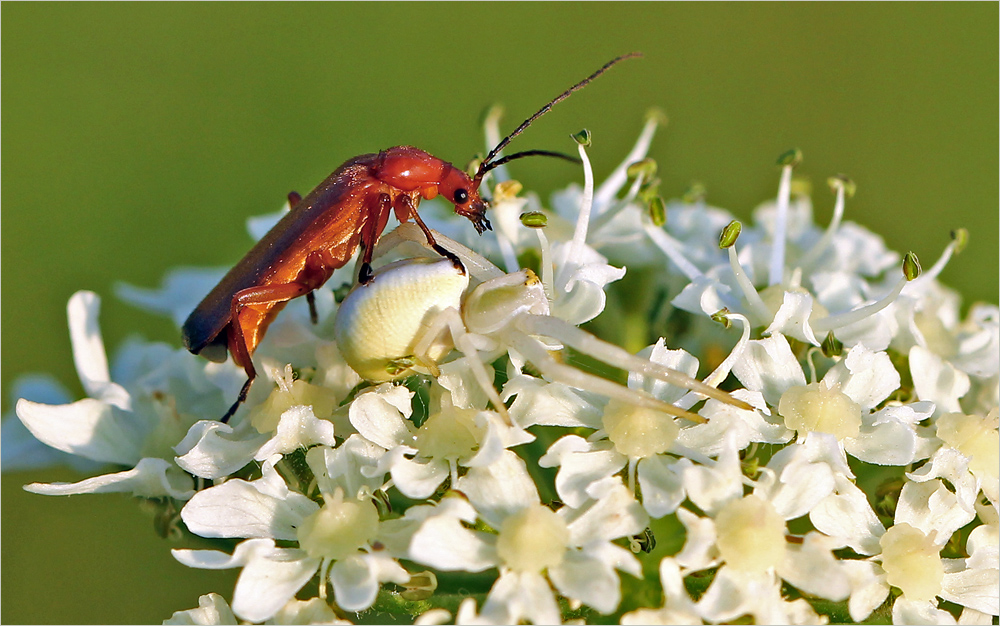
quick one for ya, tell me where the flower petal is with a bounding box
[731,335,807,407]
[24,456,194,499]
[254,405,337,461]
[456,450,539,529]
[810,474,885,556]
[349,384,415,450]
[409,510,497,572]
[174,420,268,479]
[16,398,142,466]
[67,291,131,409]
[163,593,238,625]
[180,459,318,540]
[481,571,561,626]
[637,455,689,518]
[549,548,623,614]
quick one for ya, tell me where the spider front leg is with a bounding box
[505,332,707,423]
[515,314,753,411]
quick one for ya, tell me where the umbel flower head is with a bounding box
[6,111,998,625]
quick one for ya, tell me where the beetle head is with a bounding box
[441,166,492,234]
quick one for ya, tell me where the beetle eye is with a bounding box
[454,188,469,204]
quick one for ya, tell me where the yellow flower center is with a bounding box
[602,399,679,458]
[414,408,483,461]
[779,382,861,439]
[715,495,786,573]
[297,496,379,561]
[880,523,944,601]
[936,409,999,478]
[496,505,569,573]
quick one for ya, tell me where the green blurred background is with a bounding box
[3,3,996,623]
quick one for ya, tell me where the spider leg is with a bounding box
[414,307,512,426]
[516,315,752,411]
[507,332,707,424]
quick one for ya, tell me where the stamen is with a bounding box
[480,106,519,273]
[318,557,333,600]
[594,109,664,212]
[565,138,596,272]
[676,312,750,410]
[798,176,851,273]
[811,275,907,334]
[482,104,508,183]
[805,347,821,384]
[496,231,520,275]
[590,169,646,233]
[906,232,963,290]
[535,227,555,302]
[768,150,801,286]
[517,315,750,411]
[644,224,704,281]
[728,245,772,325]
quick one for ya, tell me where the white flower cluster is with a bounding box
[5,113,998,625]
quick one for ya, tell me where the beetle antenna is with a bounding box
[474,52,642,183]
[478,149,581,176]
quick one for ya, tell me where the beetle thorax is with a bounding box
[375,146,450,194]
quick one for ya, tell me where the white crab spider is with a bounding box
[334,223,750,424]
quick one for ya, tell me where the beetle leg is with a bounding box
[306,292,318,324]
[401,195,466,275]
[288,191,302,208]
[359,193,394,285]
[222,264,335,422]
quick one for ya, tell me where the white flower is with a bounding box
[409,451,646,623]
[810,472,996,621]
[14,291,225,499]
[173,456,410,621]
[351,381,530,499]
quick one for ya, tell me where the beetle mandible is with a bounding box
[182,53,642,422]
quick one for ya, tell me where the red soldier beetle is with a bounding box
[182,53,641,422]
